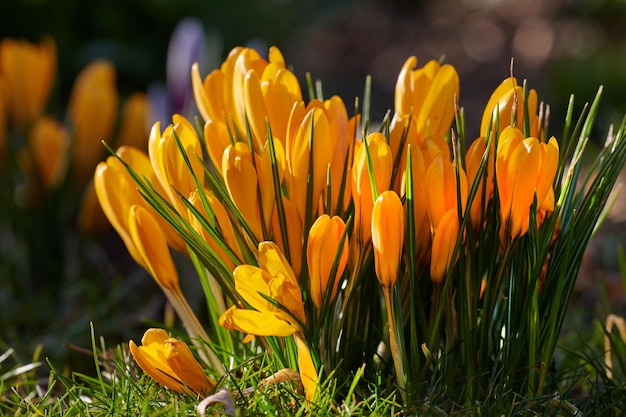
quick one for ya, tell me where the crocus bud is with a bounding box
[466,136,494,228]
[287,105,334,223]
[187,189,243,272]
[68,59,118,182]
[129,328,215,396]
[148,116,205,214]
[307,214,349,309]
[24,116,69,191]
[222,141,264,241]
[352,133,393,247]
[430,209,460,284]
[114,92,151,150]
[128,205,179,291]
[0,37,56,127]
[401,144,431,262]
[426,155,468,230]
[372,191,404,287]
[94,146,185,262]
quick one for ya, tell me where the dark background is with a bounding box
[1,0,625,374]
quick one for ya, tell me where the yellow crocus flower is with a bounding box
[352,133,393,247]
[114,92,151,150]
[262,63,303,145]
[68,59,118,182]
[294,332,318,403]
[22,116,69,192]
[426,155,468,230]
[128,205,179,291]
[389,112,418,193]
[466,136,494,228]
[219,241,318,401]
[271,194,303,278]
[495,126,559,239]
[430,209,460,284]
[191,46,299,152]
[371,191,404,287]
[420,134,451,167]
[480,77,539,139]
[222,141,265,242]
[394,56,459,139]
[148,116,205,216]
[95,150,149,269]
[401,144,431,263]
[94,146,185,262]
[286,103,334,224]
[307,214,349,309]
[127,204,221,370]
[187,189,243,272]
[202,118,233,176]
[129,328,215,396]
[219,241,305,336]
[0,37,56,127]
[323,95,353,215]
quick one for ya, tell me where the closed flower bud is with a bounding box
[372,191,404,287]
[222,141,264,241]
[352,133,393,246]
[148,116,205,215]
[426,156,468,230]
[466,136,494,228]
[287,105,334,223]
[307,214,349,309]
[430,209,460,284]
[23,116,69,191]
[128,205,179,291]
[0,37,56,127]
[68,59,118,182]
[114,92,151,150]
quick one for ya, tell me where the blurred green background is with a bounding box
[1,0,626,376]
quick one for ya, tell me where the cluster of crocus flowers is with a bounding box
[0,36,151,238]
[106,44,572,407]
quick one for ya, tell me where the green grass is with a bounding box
[2,314,626,416]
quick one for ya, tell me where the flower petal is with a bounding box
[219,306,297,336]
